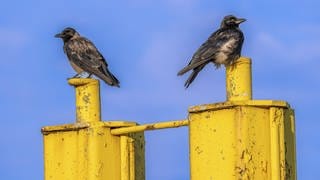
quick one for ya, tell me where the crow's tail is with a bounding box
[177,59,209,76]
[97,65,120,87]
[184,71,199,88]
[103,68,120,87]
[184,65,205,88]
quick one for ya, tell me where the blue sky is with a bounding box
[1,0,319,179]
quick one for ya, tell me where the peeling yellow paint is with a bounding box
[189,58,296,180]
[42,78,145,180]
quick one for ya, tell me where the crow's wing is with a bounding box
[64,37,106,69]
[178,28,238,75]
[64,37,119,86]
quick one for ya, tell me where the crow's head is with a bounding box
[55,27,79,42]
[221,15,246,28]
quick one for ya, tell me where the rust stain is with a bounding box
[195,146,203,155]
[236,149,255,179]
[145,125,156,130]
[82,93,90,104]
[95,161,104,177]
[261,161,268,174]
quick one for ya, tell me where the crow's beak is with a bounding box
[54,33,62,38]
[236,18,246,24]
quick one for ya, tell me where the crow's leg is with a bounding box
[72,73,81,78]
[72,72,90,78]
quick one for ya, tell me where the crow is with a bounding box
[55,27,120,87]
[177,15,246,88]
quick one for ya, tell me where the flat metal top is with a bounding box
[68,78,99,86]
[188,100,290,113]
[41,121,137,134]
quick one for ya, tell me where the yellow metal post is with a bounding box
[226,57,252,101]
[41,56,296,180]
[68,78,101,123]
[42,78,145,180]
[189,57,296,180]
[111,119,189,135]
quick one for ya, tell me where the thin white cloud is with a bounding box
[251,30,320,64]
[256,32,284,51]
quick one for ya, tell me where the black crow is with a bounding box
[55,27,120,87]
[177,15,246,88]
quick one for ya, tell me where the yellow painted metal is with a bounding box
[129,132,145,179]
[189,101,296,180]
[226,57,252,101]
[121,136,130,180]
[111,119,189,135]
[42,122,121,180]
[41,121,137,133]
[42,78,145,180]
[189,57,296,179]
[42,56,297,180]
[119,133,145,180]
[129,137,136,180]
[188,100,289,113]
[68,78,101,123]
